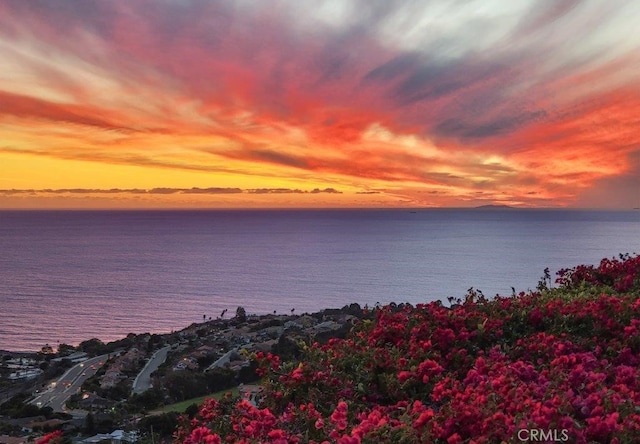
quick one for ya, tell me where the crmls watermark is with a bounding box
[517,429,569,442]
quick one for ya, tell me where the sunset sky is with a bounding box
[1,0,639,209]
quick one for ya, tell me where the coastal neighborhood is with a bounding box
[0,305,362,443]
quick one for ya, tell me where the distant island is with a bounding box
[474,204,515,209]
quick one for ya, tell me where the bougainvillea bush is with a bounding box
[35,430,63,444]
[176,254,640,443]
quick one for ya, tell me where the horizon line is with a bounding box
[0,206,636,211]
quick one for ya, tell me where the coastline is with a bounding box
[0,304,364,356]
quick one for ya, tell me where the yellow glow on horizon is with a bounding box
[0,151,334,191]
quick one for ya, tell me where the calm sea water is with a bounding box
[0,209,638,352]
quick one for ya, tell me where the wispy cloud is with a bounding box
[0,187,341,196]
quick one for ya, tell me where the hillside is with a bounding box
[176,254,640,443]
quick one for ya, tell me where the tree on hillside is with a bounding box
[84,413,96,435]
[57,343,75,356]
[235,306,247,323]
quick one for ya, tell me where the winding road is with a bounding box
[132,346,170,395]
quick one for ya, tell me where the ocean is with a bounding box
[0,209,638,352]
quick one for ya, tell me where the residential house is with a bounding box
[80,430,137,444]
